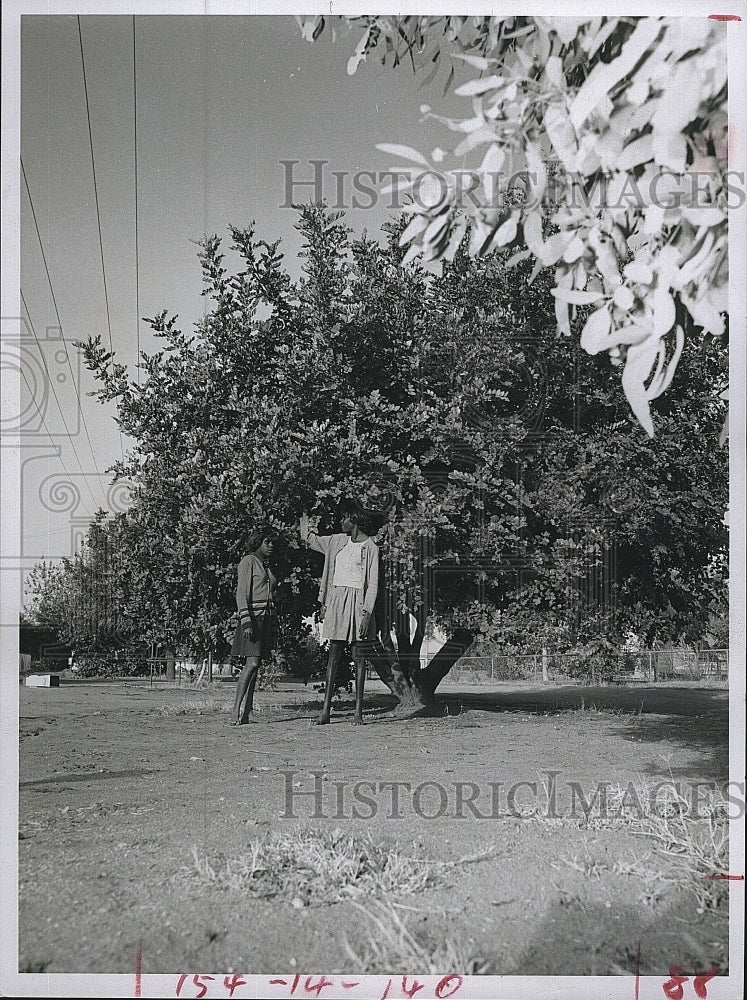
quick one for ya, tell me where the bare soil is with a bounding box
[17,676,731,979]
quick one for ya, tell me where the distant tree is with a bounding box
[23,512,127,654]
[24,560,68,632]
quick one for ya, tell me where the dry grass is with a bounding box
[640,679,729,690]
[572,698,637,717]
[157,696,226,716]
[193,826,494,907]
[551,842,672,909]
[632,781,729,912]
[343,897,491,975]
[565,776,730,912]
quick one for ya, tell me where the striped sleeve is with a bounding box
[236,556,256,626]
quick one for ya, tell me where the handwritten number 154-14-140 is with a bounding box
[175,973,465,999]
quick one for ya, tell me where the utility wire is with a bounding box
[133,15,141,388]
[77,15,125,461]
[20,163,113,510]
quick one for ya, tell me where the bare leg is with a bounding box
[231,656,259,725]
[316,642,344,725]
[352,642,366,724]
[241,658,262,723]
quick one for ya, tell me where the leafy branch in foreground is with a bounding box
[298,15,730,437]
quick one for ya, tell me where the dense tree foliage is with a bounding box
[24,205,727,700]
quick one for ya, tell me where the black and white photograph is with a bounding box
[1,3,745,998]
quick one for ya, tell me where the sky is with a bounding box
[12,11,468,582]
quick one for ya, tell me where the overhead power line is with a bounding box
[133,14,141,387]
[20,158,115,510]
[77,14,125,460]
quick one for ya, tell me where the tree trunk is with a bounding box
[418,628,475,700]
[396,618,424,683]
[365,618,431,709]
[392,621,429,708]
[368,610,476,709]
[367,634,411,699]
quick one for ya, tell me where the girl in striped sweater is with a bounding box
[229,528,277,725]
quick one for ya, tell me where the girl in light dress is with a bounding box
[300,498,385,725]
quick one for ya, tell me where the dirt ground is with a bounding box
[16,675,733,982]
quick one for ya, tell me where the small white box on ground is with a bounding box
[25,674,60,688]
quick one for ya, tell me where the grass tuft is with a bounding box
[572,776,730,912]
[343,897,491,974]
[158,696,226,716]
[632,782,729,912]
[193,827,494,906]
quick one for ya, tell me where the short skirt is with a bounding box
[322,586,376,642]
[230,612,275,659]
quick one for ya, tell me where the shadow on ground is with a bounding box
[432,685,728,719]
[511,887,728,977]
[391,685,730,782]
[260,682,731,777]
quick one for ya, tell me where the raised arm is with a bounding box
[299,512,333,554]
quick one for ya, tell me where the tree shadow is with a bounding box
[269,685,729,782]
[434,685,729,719]
[612,714,728,782]
[394,685,730,782]
[267,692,400,725]
[507,888,728,977]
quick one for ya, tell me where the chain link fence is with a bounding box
[444,649,729,685]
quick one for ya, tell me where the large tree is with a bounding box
[39,204,727,703]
